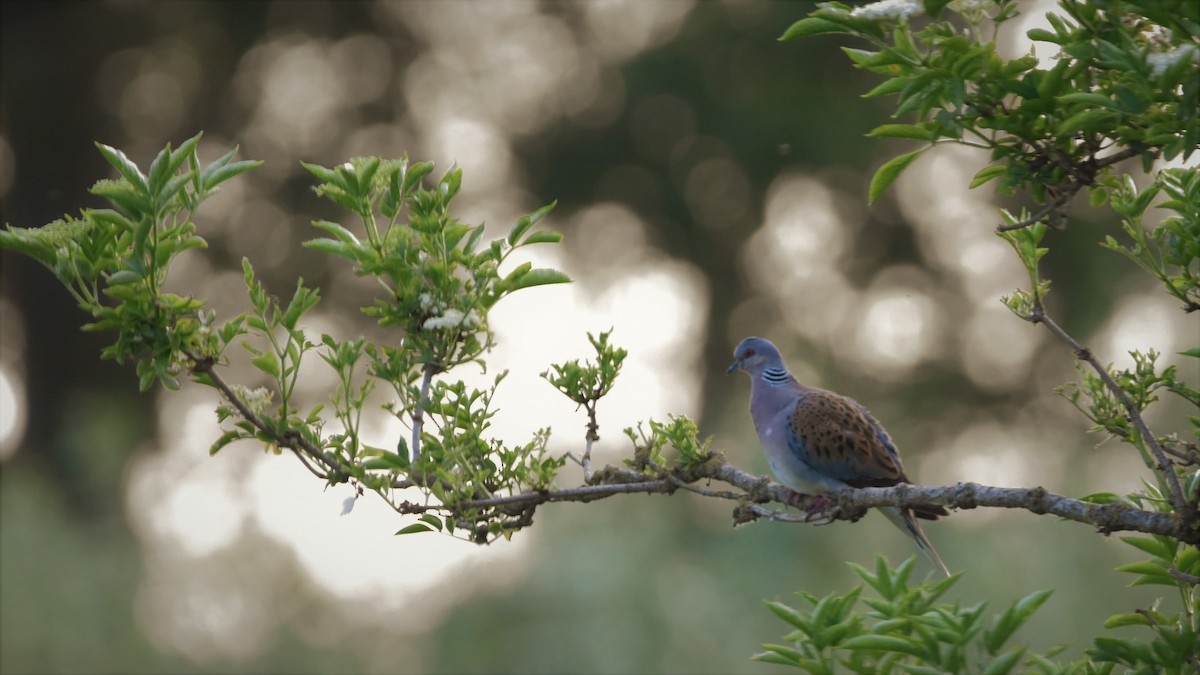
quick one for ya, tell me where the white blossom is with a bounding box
[422,308,482,331]
[1144,24,1173,49]
[850,0,923,21]
[230,384,274,417]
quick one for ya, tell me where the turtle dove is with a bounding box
[727,336,950,576]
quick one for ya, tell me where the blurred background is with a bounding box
[1,1,1195,673]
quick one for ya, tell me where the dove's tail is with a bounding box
[881,506,951,577]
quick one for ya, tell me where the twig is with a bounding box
[996,191,1074,232]
[410,362,437,465]
[994,146,1141,233]
[1167,567,1200,586]
[1160,441,1200,466]
[580,400,599,482]
[191,356,350,481]
[1030,306,1191,518]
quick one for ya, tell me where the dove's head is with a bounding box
[726,336,785,376]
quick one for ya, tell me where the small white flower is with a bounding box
[423,308,465,331]
[421,307,484,331]
[341,494,357,516]
[850,0,923,21]
[1144,24,1173,49]
[419,293,434,308]
[230,384,274,417]
[342,161,354,171]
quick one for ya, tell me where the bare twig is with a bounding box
[1030,306,1191,519]
[410,362,437,465]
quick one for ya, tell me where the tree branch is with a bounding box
[1030,306,1192,520]
[994,146,1141,233]
[392,452,1198,544]
[410,362,437,465]
[191,356,350,483]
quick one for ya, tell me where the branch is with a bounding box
[1030,306,1192,519]
[410,363,437,464]
[996,190,1074,232]
[394,452,1199,544]
[994,146,1141,233]
[191,356,350,483]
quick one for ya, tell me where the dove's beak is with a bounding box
[726,359,741,374]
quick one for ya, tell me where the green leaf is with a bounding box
[395,523,433,535]
[1056,92,1117,109]
[1102,613,1152,629]
[167,132,203,179]
[209,429,244,455]
[985,589,1052,654]
[507,268,571,292]
[1026,28,1061,44]
[521,230,563,245]
[508,215,533,246]
[780,17,849,40]
[106,270,143,285]
[842,635,927,658]
[869,148,926,204]
[403,161,434,194]
[300,161,341,187]
[765,600,810,631]
[863,77,908,98]
[982,648,1026,675]
[867,123,934,141]
[970,165,1007,189]
[252,352,281,379]
[95,142,149,194]
[203,159,262,192]
[1120,536,1174,559]
[1055,109,1119,137]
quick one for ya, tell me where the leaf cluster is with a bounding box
[783,0,1200,211]
[0,132,259,390]
[754,557,1058,675]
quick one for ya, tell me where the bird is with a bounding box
[727,336,950,577]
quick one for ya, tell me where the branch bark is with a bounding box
[395,452,1199,545]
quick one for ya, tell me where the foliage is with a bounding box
[0,135,585,543]
[755,557,1061,675]
[779,0,1199,671]
[783,0,1199,213]
[0,133,260,391]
